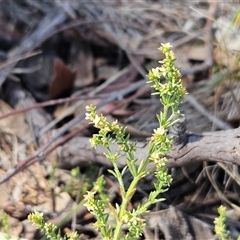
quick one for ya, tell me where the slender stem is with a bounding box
[162,105,169,126]
[113,176,140,240]
[113,199,127,240]
[112,162,125,195]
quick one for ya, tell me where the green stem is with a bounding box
[113,198,127,240]
[113,176,140,240]
[113,149,154,239]
[112,162,125,195]
[162,105,169,126]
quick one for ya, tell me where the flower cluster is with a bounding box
[214,206,230,240]
[28,211,79,240]
[84,43,187,240]
[148,43,186,113]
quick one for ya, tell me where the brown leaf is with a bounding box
[0,100,30,141]
[49,58,76,99]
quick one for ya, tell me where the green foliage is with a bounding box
[0,212,11,240]
[214,205,230,240]
[84,43,186,240]
[28,211,79,240]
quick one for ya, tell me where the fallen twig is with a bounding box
[0,7,67,86]
[0,95,105,121]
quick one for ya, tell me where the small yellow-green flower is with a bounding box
[152,126,165,140]
[149,151,159,162]
[84,190,96,212]
[89,135,98,148]
[92,115,101,127]
[159,42,172,53]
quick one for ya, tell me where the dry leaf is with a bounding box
[0,100,30,141]
[49,58,76,99]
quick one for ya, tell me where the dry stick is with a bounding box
[23,123,90,170]
[185,94,232,130]
[55,0,77,19]
[0,80,146,185]
[0,8,67,86]
[0,50,41,69]
[0,95,104,121]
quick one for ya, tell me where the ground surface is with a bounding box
[0,1,240,239]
